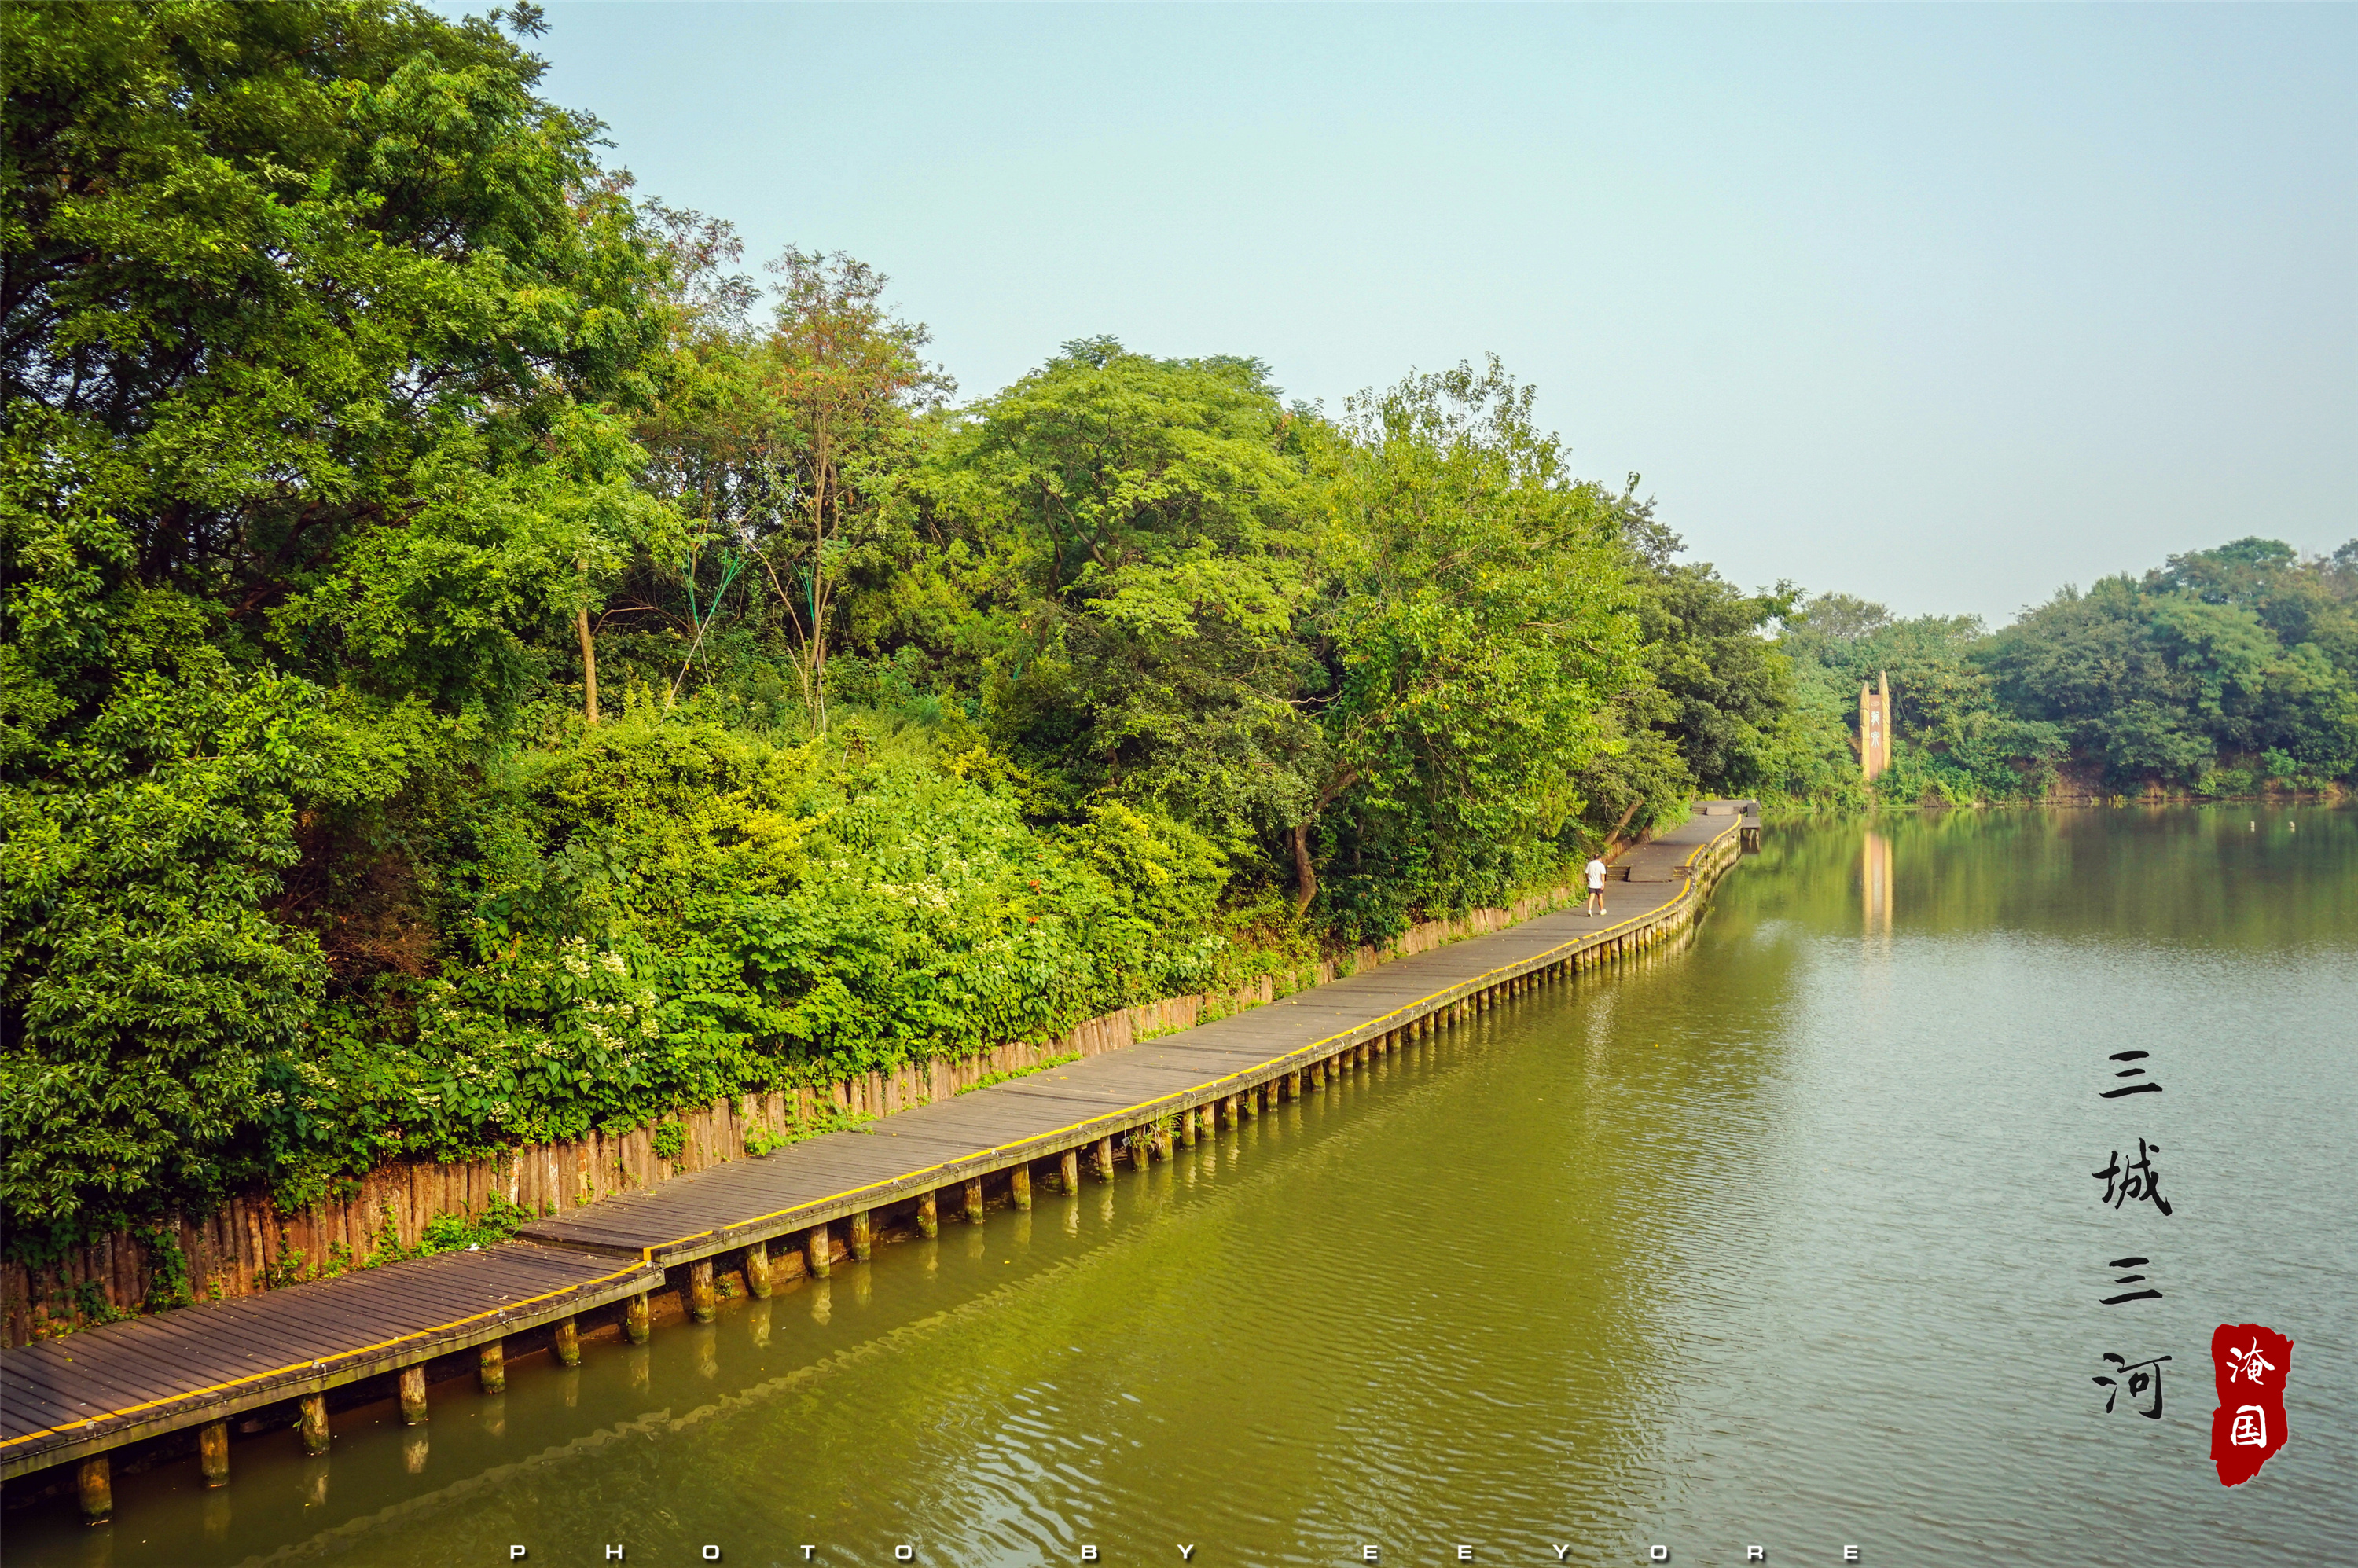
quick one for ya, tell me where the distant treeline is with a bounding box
[1789,538,2358,805]
[3,2,2352,1244]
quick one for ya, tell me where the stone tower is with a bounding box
[1859,670,1891,781]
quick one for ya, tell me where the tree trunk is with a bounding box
[576,605,600,726]
[1291,821,1317,916]
[1603,796,1643,857]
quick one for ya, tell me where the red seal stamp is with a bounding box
[2209,1322,2292,1486]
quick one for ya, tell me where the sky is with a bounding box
[496,2,2355,627]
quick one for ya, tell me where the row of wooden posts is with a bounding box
[68,913,1688,1527]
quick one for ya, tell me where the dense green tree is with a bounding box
[1613,502,1799,796]
[917,340,1322,861]
[2,0,667,1225]
[1982,550,2358,788]
[1299,358,1639,936]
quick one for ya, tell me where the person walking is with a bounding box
[1585,851,1609,917]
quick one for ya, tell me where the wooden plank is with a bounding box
[2,1351,160,1415]
[0,1377,82,1434]
[2,1261,656,1479]
[2,1362,107,1425]
[6,813,1741,1483]
[6,1332,221,1406]
[17,1312,289,1393]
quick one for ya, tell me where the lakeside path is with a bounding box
[2,802,1754,1499]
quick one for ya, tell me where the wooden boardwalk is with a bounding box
[1,802,1754,1504]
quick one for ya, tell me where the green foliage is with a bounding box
[229,714,1233,1190]
[139,1227,192,1313]
[1574,501,1809,830]
[649,1122,687,1162]
[0,608,372,1224]
[416,1195,535,1258]
[72,1278,129,1328]
[1983,542,2358,788]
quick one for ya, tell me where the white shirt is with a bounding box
[1585,858,1607,890]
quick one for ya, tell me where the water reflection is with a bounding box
[1862,828,1893,936]
[299,1454,329,1509]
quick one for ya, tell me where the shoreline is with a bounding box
[2,804,1756,1513]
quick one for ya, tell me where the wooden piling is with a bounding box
[199,1420,228,1488]
[626,1290,651,1344]
[478,1339,505,1393]
[688,1258,715,1322]
[298,1394,329,1455]
[400,1363,428,1424]
[78,1456,109,1524]
[1093,1137,1115,1181]
[744,1239,772,1298]
[963,1177,985,1225]
[916,1189,939,1237]
[850,1209,874,1261]
[807,1224,832,1279]
[1012,1164,1033,1210]
[1058,1149,1080,1193]
[554,1314,581,1367]
[0,810,1750,1493]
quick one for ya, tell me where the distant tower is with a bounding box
[1860,670,1892,781]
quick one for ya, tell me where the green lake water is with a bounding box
[14,806,2356,1567]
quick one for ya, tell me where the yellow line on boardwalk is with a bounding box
[0,1261,651,1452]
[3,821,1739,1461]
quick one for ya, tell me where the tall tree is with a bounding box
[755,249,949,727]
[922,340,1321,850]
[1301,358,1638,927]
[1,0,666,1227]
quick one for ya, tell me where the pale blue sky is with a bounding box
[500,2,2355,625]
